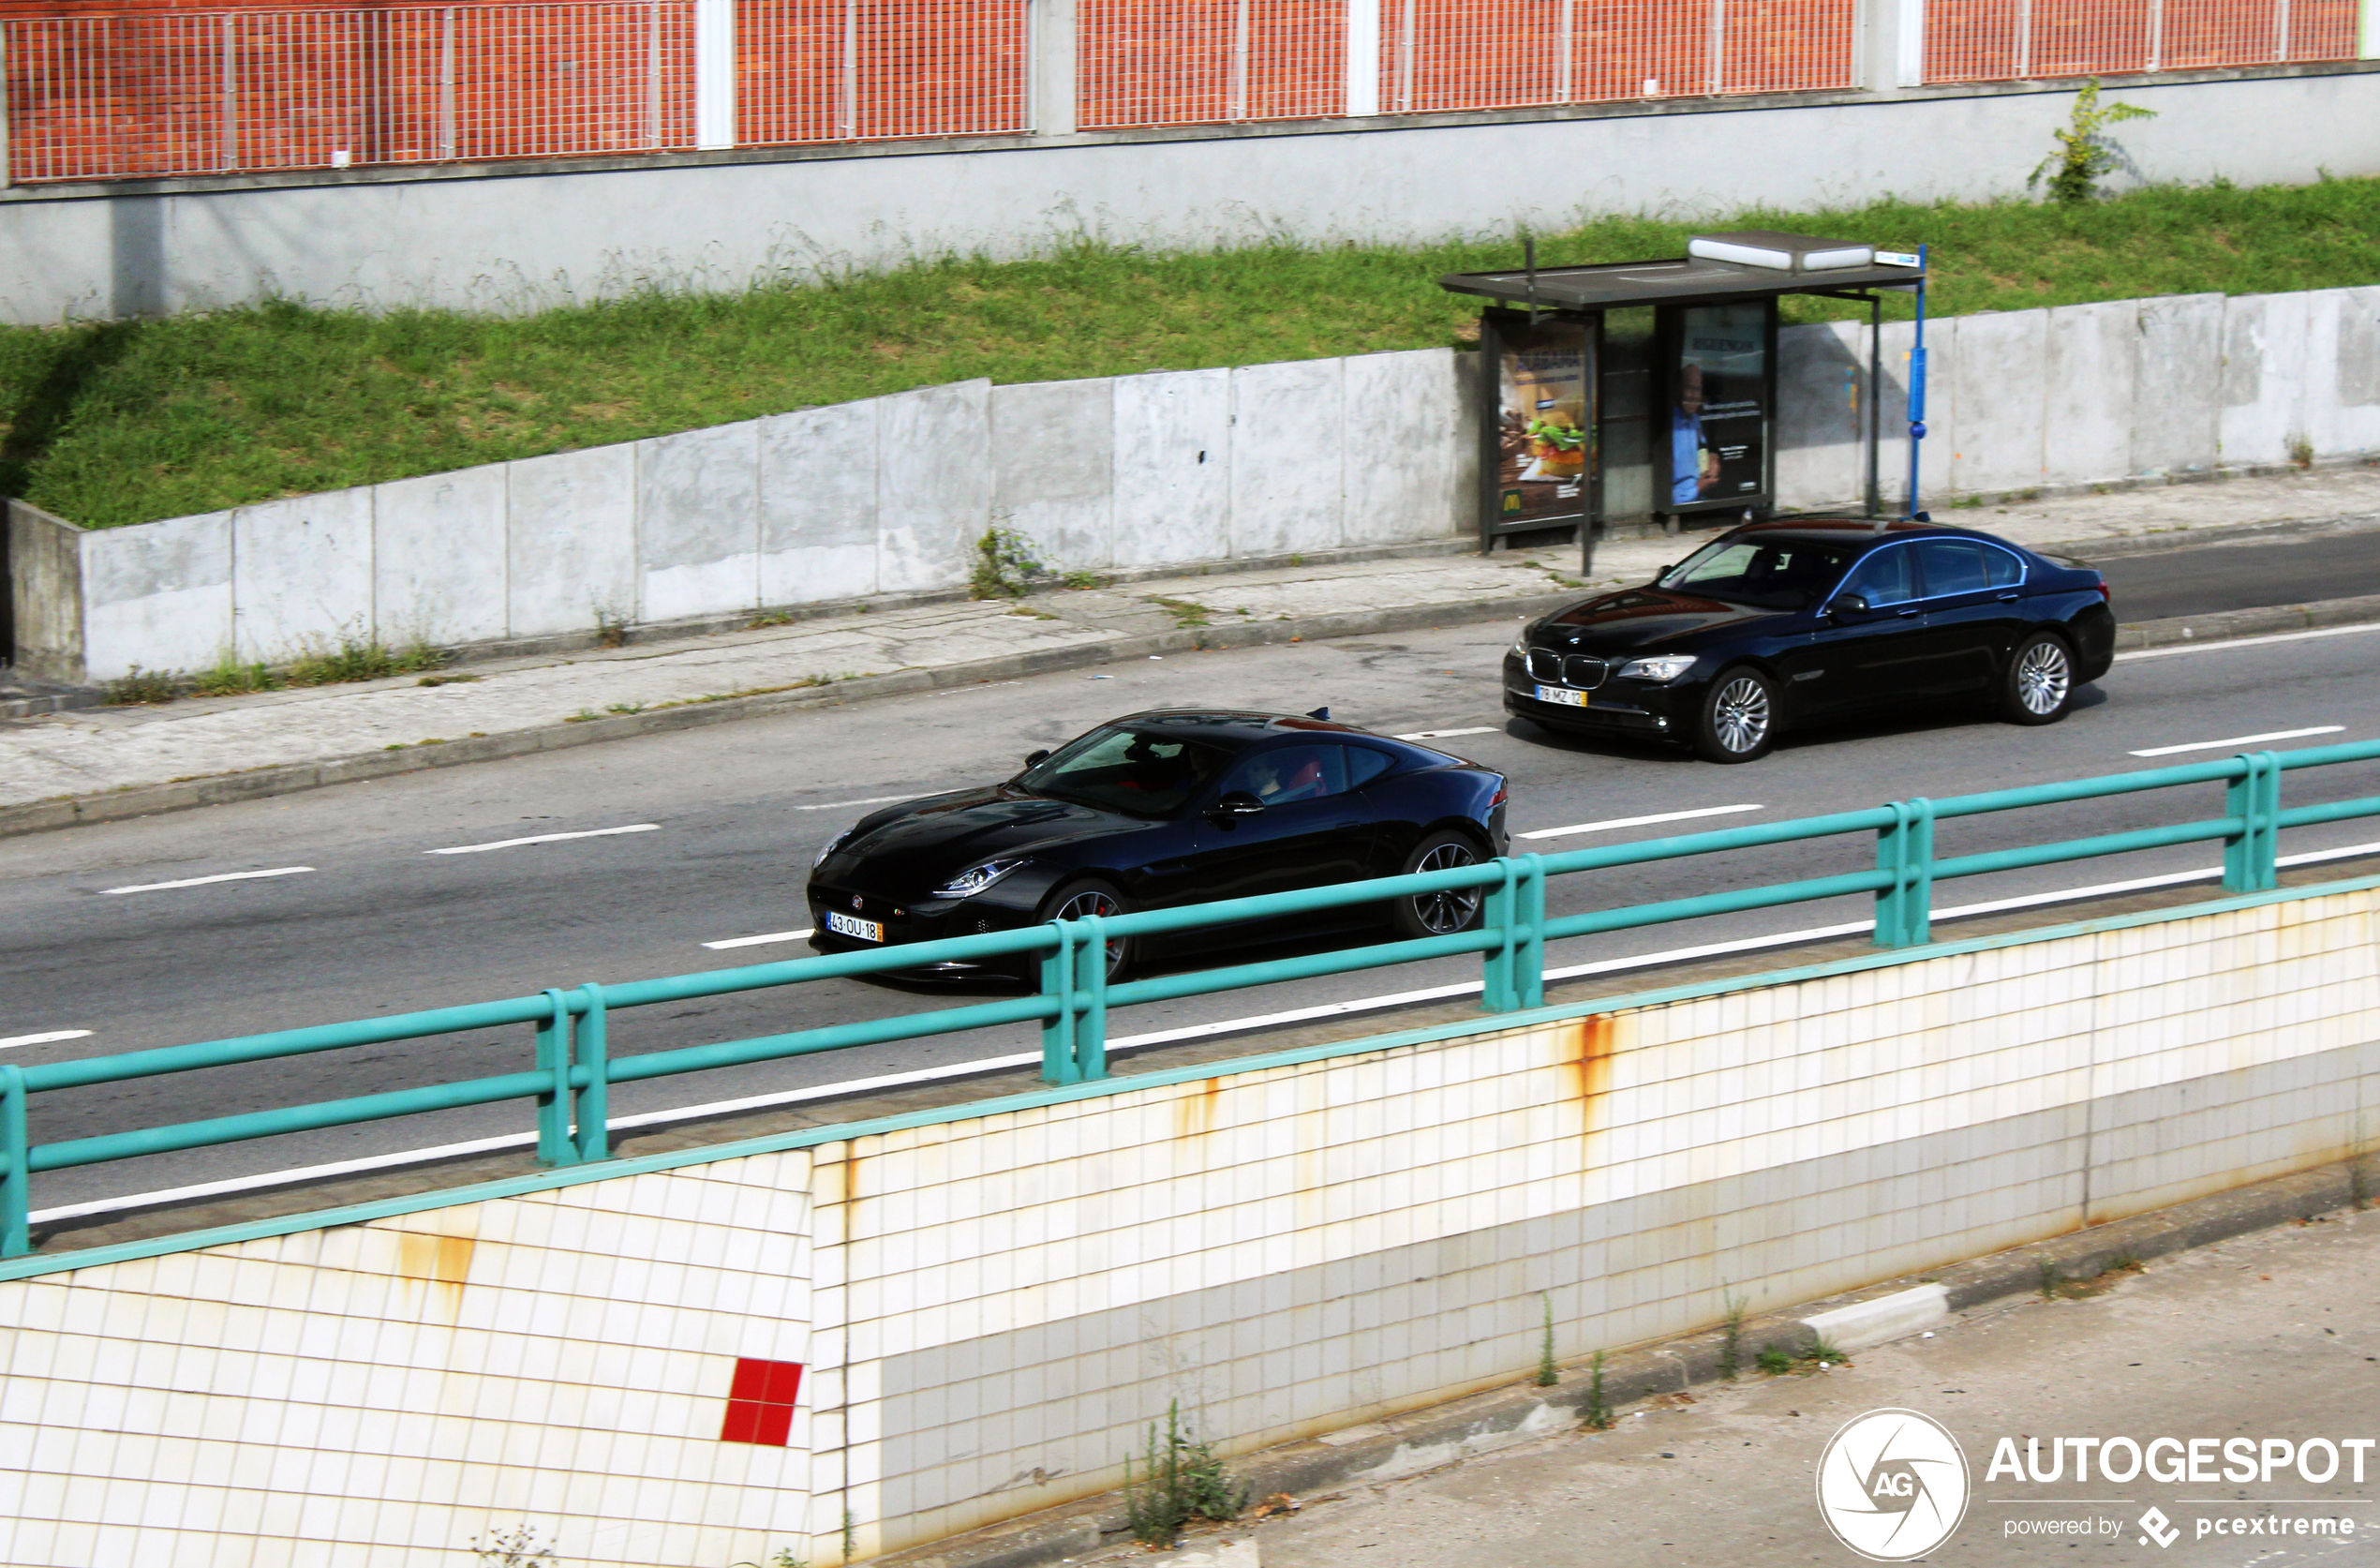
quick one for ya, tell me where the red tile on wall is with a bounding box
[721,1356,804,1446]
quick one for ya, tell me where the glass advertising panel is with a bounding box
[1666,303,1771,511]
[1493,314,1595,526]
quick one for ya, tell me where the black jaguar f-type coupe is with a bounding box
[807,709,1510,978]
[1505,517,2117,762]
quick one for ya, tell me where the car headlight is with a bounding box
[1617,655,1698,682]
[1511,633,1529,658]
[811,829,850,870]
[932,859,1028,900]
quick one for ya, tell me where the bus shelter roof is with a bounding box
[1439,254,1924,312]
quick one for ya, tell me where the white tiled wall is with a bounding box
[0,887,2373,1566]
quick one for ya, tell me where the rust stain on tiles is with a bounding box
[1175,1078,1225,1141]
[394,1228,475,1322]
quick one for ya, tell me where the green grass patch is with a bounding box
[11,175,2380,530]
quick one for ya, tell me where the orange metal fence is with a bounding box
[1922,0,2356,80]
[0,0,2351,183]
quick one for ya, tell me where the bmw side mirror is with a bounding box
[1023,749,1050,769]
[1209,791,1265,819]
[1825,592,1871,620]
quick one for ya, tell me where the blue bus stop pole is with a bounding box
[1905,242,1929,518]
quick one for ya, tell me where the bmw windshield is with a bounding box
[1017,726,1235,817]
[1657,538,1858,611]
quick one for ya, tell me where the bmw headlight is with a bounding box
[932,859,1028,900]
[1511,632,1529,658]
[1617,655,1698,683]
[811,829,850,870]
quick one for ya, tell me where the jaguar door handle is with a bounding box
[1337,821,1361,829]
[1997,591,2020,602]
[1895,607,1921,618]
[1147,859,1189,876]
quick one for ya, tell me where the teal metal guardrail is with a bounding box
[5,739,2377,1258]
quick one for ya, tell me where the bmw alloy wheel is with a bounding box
[1711,675,1773,755]
[1409,840,1482,935]
[2015,638,2072,716]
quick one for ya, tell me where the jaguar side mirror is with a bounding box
[1825,592,1871,620]
[1023,749,1050,769]
[1208,791,1265,819]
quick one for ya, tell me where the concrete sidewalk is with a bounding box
[5,465,2379,837]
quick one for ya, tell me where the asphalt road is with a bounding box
[7,541,2380,1213]
[2095,530,2380,620]
[1247,1201,2380,1567]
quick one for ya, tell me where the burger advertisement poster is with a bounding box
[1495,314,1594,525]
[1669,302,1771,511]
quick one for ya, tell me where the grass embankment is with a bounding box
[9,176,2380,530]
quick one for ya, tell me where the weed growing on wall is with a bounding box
[1582,1351,1613,1430]
[968,524,1045,599]
[1718,1292,1748,1381]
[1123,1400,1248,1547]
[1536,1292,1560,1387]
[12,175,2380,530]
[2028,81,2158,205]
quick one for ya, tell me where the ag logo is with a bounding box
[1816,1408,1971,1561]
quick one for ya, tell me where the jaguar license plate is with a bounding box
[1534,684,1587,708]
[824,910,884,942]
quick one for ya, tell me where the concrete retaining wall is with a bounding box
[21,282,2380,684]
[0,876,2372,1567]
[7,67,2377,323]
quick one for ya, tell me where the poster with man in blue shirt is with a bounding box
[1669,304,1769,511]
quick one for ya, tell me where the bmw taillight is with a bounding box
[1489,784,1510,809]
[2096,582,2112,602]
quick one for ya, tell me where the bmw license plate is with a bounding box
[824,910,884,942]
[1534,683,1587,708]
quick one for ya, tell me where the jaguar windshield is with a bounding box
[1657,538,1858,610]
[1018,726,1235,816]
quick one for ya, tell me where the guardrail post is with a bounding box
[2224,751,2283,892]
[535,988,577,1167]
[1073,914,1110,1082]
[1874,798,1936,948]
[0,1064,27,1258]
[572,983,610,1163]
[1482,856,1546,1013]
[1040,923,1079,1084]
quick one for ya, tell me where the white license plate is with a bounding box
[824,910,884,942]
[1534,683,1587,708]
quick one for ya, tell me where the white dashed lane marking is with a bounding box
[99,867,315,895]
[425,824,660,855]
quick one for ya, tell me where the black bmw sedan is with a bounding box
[807,709,1510,978]
[1504,518,2117,762]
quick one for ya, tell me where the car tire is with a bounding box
[1039,878,1135,982]
[1693,667,1778,763]
[1391,829,1488,940]
[1998,632,2075,726]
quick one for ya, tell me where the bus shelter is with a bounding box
[1439,232,1927,559]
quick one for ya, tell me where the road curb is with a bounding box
[868,1154,2376,1568]
[0,591,1576,841]
[11,584,2380,844]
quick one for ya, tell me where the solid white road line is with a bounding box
[2114,622,2380,663]
[426,824,661,855]
[794,796,914,812]
[1396,727,1500,741]
[52,836,2380,1227]
[702,928,816,951]
[99,867,315,895]
[1519,803,1763,841]
[0,1031,91,1050]
[2127,725,2344,758]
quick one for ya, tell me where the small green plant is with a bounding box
[192,650,281,696]
[2352,1157,2371,1211]
[2028,80,2158,204]
[1718,1292,1748,1381]
[1061,570,1106,590]
[594,607,629,648]
[281,635,449,686]
[842,1510,857,1561]
[470,1525,559,1567]
[568,707,602,723]
[1123,1400,1247,1547]
[2038,1255,2061,1298]
[746,609,796,629]
[604,701,644,714]
[104,665,181,705]
[1581,1350,1613,1430]
[2289,434,2315,470]
[1756,1344,1793,1376]
[1535,1292,1559,1387]
[1806,1334,1848,1366]
[969,523,1045,599]
[1149,595,1211,628]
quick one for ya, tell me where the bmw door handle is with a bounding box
[1895,607,1921,618]
[1336,821,1361,830]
